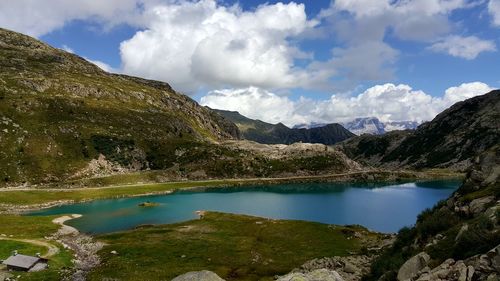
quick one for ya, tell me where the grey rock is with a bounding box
[489,245,500,271]
[415,273,431,281]
[397,252,430,281]
[172,270,225,281]
[466,266,474,281]
[277,269,344,281]
[486,273,499,281]
[343,261,358,274]
[457,261,467,281]
[469,196,495,215]
[455,224,469,241]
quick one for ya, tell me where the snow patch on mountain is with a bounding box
[295,118,420,135]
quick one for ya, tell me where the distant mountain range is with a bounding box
[213,109,355,145]
[296,118,419,135]
[339,90,500,170]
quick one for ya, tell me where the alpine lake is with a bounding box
[29,179,460,234]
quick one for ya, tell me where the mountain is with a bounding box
[0,27,242,186]
[342,117,419,135]
[0,28,361,187]
[342,117,386,135]
[213,109,355,145]
[339,90,500,171]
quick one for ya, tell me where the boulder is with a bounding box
[172,270,225,281]
[397,252,431,281]
[486,273,498,281]
[469,196,494,215]
[343,261,358,274]
[488,245,500,272]
[456,261,468,281]
[277,269,344,281]
[455,224,469,241]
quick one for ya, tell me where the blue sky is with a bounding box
[1,0,499,125]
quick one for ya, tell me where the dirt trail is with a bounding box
[0,237,59,258]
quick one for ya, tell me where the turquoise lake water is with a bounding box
[29,180,460,234]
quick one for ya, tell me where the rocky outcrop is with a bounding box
[292,256,372,281]
[171,271,225,281]
[406,245,500,281]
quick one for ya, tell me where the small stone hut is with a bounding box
[2,254,48,272]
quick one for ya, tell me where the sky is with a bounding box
[1,0,499,126]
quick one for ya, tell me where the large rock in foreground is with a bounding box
[408,244,500,281]
[277,269,344,281]
[397,252,430,281]
[172,270,225,281]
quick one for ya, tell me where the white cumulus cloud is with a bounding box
[201,87,303,125]
[201,82,493,127]
[429,36,497,59]
[323,0,473,43]
[443,82,494,103]
[0,0,150,37]
[489,0,500,26]
[120,0,317,93]
[0,0,495,99]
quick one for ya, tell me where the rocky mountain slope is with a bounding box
[214,109,355,145]
[0,28,360,187]
[339,91,500,171]
[365,144,500,281]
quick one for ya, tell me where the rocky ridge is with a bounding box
[214,109,355,145]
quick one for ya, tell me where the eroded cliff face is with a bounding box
[339,91,500,172]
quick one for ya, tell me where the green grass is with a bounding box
[89,212,383,281]
[0,215,74,280]
[0,215,60,238]
[0,180,233,206]
[0,241,47,259]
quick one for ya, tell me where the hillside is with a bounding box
[0,28,360,187]
[214,109,355,145]
[365,145,500,281]
[339,90,500,171]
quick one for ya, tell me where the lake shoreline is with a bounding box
[0,169,463,215]
[28,178,460,234]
